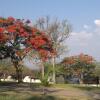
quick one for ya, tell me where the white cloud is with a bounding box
[71,31,93,40]
[94,19,100,35]
[94,19,100,26]
[66,31,93,50]
[65,19,100,61]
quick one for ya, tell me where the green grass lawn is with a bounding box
[0,82,100,100]
[0,95,63,100]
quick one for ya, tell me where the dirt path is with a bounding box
[44,87,89,100]
[0,83,100,100]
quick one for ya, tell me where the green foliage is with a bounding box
[94,62,100,77]
[56,64,72,76]
[41,77,49,87]
[40,63,52,87]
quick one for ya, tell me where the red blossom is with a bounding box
[7,16,15,21]
[0,17,54,61]
[62,53,94,65]
[0,28,4,33]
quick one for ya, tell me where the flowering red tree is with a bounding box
[61,54,95,81]
[62,54,94,65]
[0,17,54,83]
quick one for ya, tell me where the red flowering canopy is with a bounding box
[61,54,95,77]
[0,17,54,61]
[62,54,94,65]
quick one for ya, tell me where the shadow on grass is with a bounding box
[0,82,62,94]
[72,84,100,91]
[27,95,63,100]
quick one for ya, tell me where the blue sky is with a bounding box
[0,0,100,61]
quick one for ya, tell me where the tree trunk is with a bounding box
[80,70,83,84]
[13,62,23,83]
[3,73,6,81]
[41,60,44,79]
[41,65,44,79]
[16,67,23,83]
[52,56,56,83]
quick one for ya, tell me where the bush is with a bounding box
[41,77,49,87]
